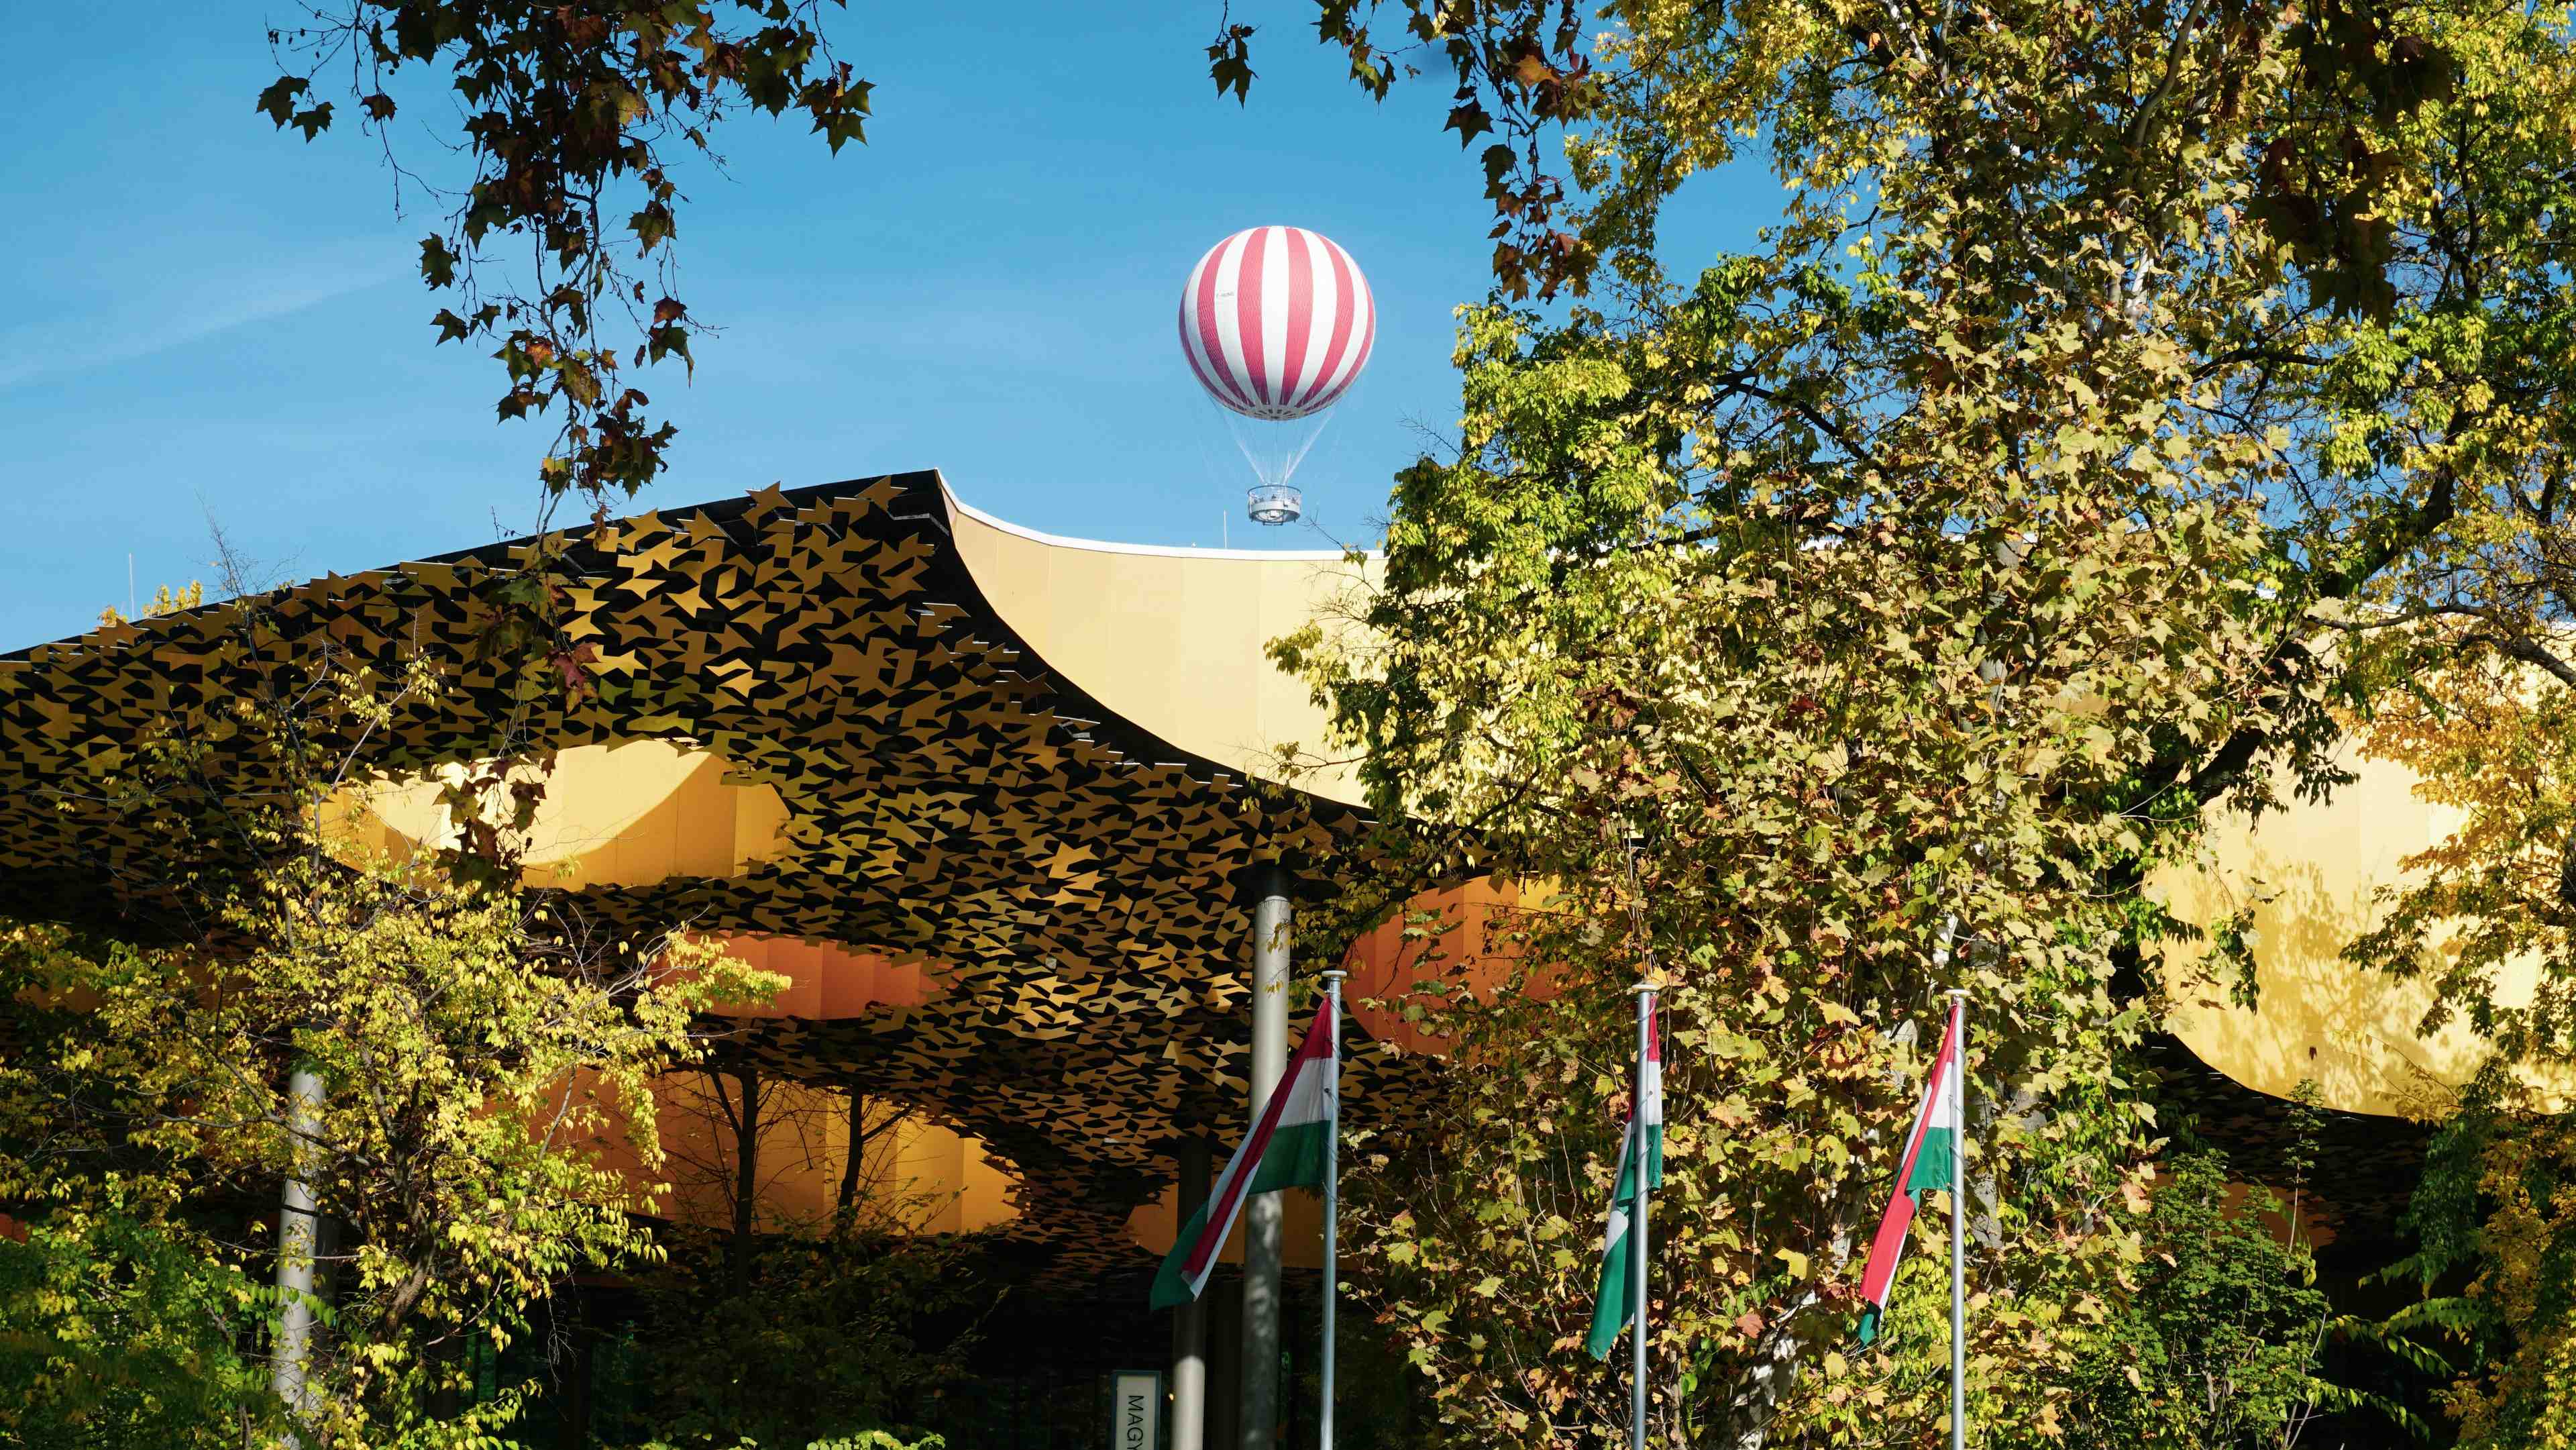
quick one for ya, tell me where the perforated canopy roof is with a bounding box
[0,472,1422,1278]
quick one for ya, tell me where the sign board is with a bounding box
[1110,1369,1164,1450]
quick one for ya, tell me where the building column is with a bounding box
[1170,1134,1213,1450]
[1240,864,1293,1450]
[272,1063,324,1429]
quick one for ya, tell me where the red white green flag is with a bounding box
[1150,996,1340,1309]
[1585,996,1664,1359]
[1854,998,1964,1345]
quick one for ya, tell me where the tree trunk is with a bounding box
[727,1063,760,1298]
[1715,1290,1821,1449]
[837,1087,865,1221]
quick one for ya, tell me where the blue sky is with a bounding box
[0,4,1768,649]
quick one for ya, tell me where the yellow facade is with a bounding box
[557,1070,1020,1237]
[951,494,2558,1129]
[647,1076,1021,1237]
[331,739,791,890]
[947,499,1373,808]
[2155,735,2572,1117]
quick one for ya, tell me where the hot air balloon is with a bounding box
[1178,226,1377,527]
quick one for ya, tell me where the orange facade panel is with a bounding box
[1340,877,1548,1057]
[710,933,943,1019]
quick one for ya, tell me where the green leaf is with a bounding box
[1446,101,1493,148]
[255,76,308,128]
[420,236,458,290]
[1205,23,1256,103]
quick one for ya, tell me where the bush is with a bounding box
[600,1224,979,1449]
[0,1209,280,1449]
[2055,1151,2342,1447]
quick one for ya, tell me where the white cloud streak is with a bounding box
[0,261,398,393]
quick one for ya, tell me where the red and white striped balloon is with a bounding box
[1178,226,1376,421]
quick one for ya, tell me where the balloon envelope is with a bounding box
[1178,227,1375,421]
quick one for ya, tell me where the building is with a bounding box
[0,471,2519,1444]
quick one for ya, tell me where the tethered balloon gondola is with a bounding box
[1177,226,1377,527]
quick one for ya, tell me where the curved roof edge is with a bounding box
[938,474,1376,809]
[940,477,1373,564]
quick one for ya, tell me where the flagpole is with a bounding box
[1629,982,1658,1450]
[1945,988,1968,1450]
[1318,969,1344,1450]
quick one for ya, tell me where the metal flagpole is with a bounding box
[1629,983,1658,1450]
[1946,988,1968,1450]
[1319,969,1344,1450]
[1614,830,1660,1450]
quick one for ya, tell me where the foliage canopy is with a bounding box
[1238,0,2576,1441]
[261,1,870,519]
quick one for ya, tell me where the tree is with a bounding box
[627,1068,977,1447]
[1293,439,2257,1444]
[2346,652,2576,1443]
[2057,1150,2355,1449]
[0,1151,280,1449]
[2349,651,2576,1067]
[19,7,888,1442]
[657,1065,921,1292]
[99,580,205,629]
[0,564,783,1447]
[259,2,871,522]
[2369,1076,2576,1450]
[617,1213,981,1448]
[1228,0,2576,1442]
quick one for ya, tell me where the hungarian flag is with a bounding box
[1854,998,1964,1345]
[1585,996,1664,1359]
[1150,994,1340,1309]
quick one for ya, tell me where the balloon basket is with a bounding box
[1246,484,1303,527]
